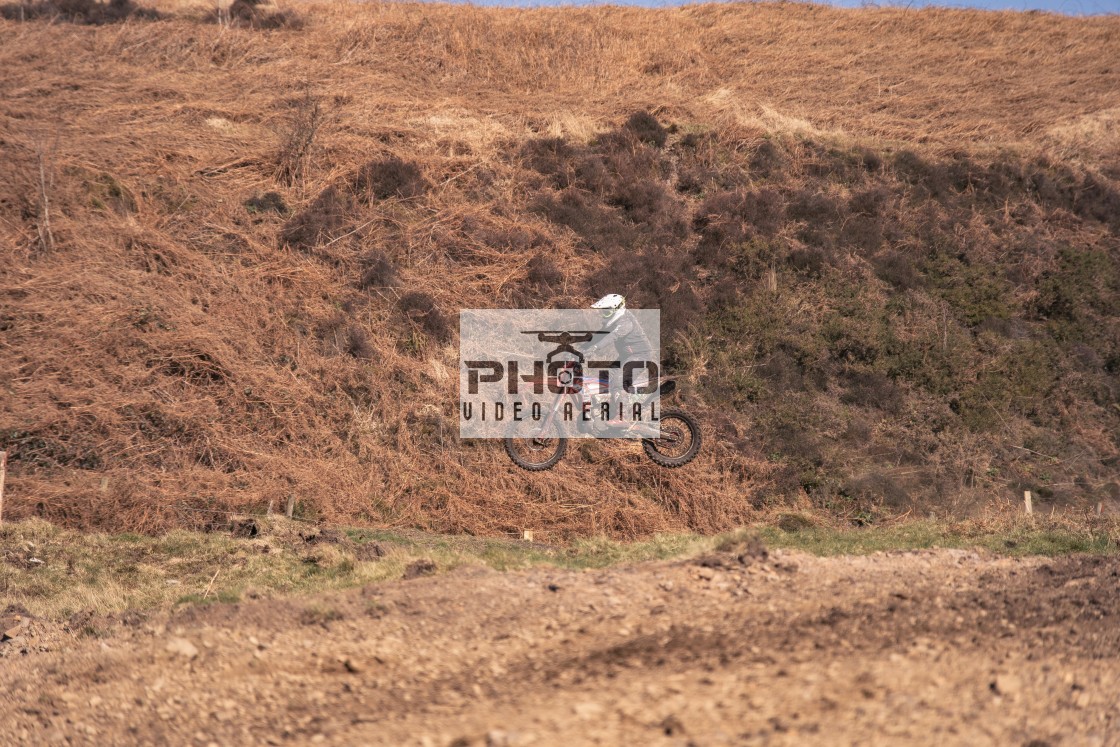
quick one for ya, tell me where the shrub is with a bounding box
[587,248,704,340]
[854,147,882,173]
[572,154,613,194]
[841,472,908,509]
[874,251,920,289]
[275,92,321,185]
[656,283,705,341]
[224,0,302,28]
[244,192,287,215]
[757,351,805,392]
[678,132,707,149]
[893,150,950,198]
[526,254,563,289]
[693,192,747,258]
[839,215,883,252]
[749,140,785,178]
[607,181,688,242]
[1074,173,1120,228]
[622,111,668,148]
[532,189,636,253]
[471,223,544,252]
[675,165,712,195]
[357,252,398,289]
[839,370,902,412]
[742,188,786,236]
[839,188,891,252]
[281,185,352,252]
[823,319,880,365]
[787,246,825,277]
[787,188,844,248]
[521,136,573,173]
[353,157,427,201]
[0,0,160,23]
[692,188,784,266]
[398,291,450,342]
[709,278,741,311]
[848,186,890,216]
[343,326,374,359]
[786,189,843,226]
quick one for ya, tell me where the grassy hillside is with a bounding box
[0,1,1117,536]
[3,512,1116,621]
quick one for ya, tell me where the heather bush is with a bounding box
[532,188,637,253]
[357,252,398,289]
[525,254,563,290]
[281,185,352,251]
[398,291,451,342]
[622,111,668,148]
[749,139,785,178]
[353,157,427,200]
[0,0,160,23]
[244,191,287,215]
[227,0,303,29]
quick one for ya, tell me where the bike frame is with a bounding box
[527,370,669,440]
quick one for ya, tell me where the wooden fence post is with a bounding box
[285,494,295,519]
[0,451,7,526]
[1023,490,1033,515]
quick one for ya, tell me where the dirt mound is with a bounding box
[0,2,1118,534]
[1,550,1117,744]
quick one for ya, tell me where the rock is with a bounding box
[736,535,769,563]
[230,518,260,538]
[2,626,26,642]
[991,673,1021,698]
[660,715,686,736]
[301,528,345,545]
[166,637,199,660]
[335,656,361,674]
[354,542,386,561]
[402,559,437,579]
[573,701,604,719]
[2,618,29,642]
[1,605,33,642]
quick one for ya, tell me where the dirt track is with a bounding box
[2,545,1118,746]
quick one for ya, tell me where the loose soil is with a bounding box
[2,547,1117,745]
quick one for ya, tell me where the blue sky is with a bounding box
[447,0,1119,13]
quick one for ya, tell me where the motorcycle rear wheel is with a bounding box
[504,432,567,471]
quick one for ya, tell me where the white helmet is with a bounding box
[591,293,626,327]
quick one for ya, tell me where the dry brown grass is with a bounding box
[0,2,1117,537]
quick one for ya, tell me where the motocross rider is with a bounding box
[586,294,656,427]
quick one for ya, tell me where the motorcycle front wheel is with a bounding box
[642,409,701,468]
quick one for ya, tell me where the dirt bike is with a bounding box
[503,371,702,471]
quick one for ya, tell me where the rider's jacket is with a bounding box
[590,311,655,361]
